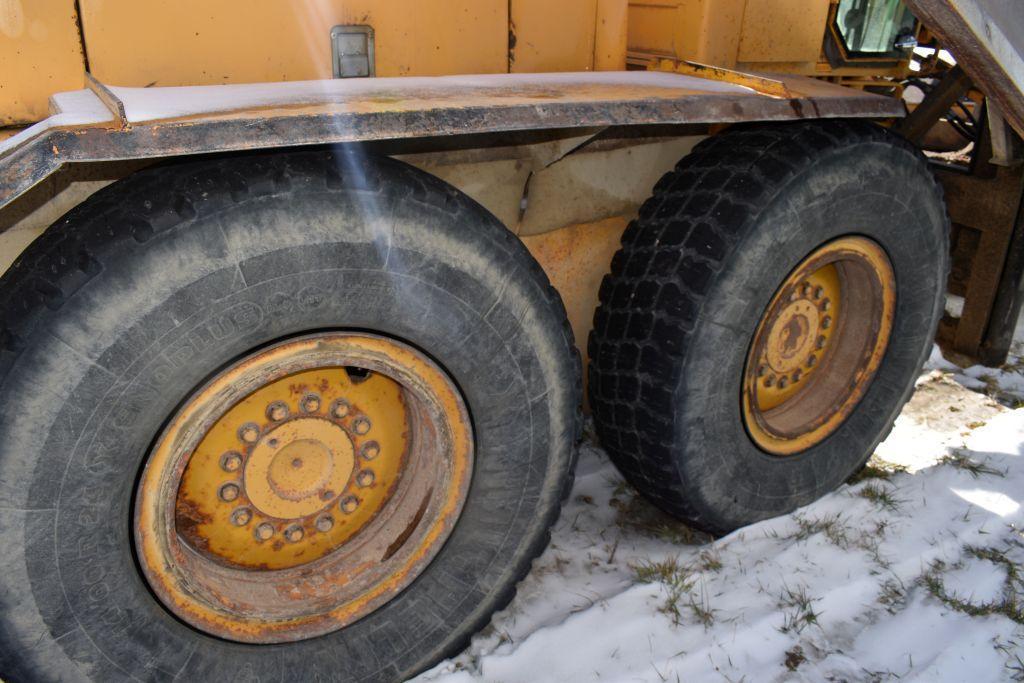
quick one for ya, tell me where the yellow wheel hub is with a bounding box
[742,236,895,455]
[135,333,473,643]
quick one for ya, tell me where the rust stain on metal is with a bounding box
[383,488,432,562]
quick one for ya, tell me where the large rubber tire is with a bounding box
[588,120,948,534]
[0,150,580,682]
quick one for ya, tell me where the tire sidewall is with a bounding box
[1,158,576,682]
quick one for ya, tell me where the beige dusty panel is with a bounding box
[407,157,532,229]
[522,216,628,372]
[738,0,832,64]
[0,0,86,125]
[518,136,701,236]
[79,0,507,86]
[511,0,597,72]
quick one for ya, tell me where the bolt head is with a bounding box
[756,365,767,378]
[315,515,334,532]
[821,316,832,330]
[340,495,359,514]
[285,525,304,543]
[301,393,321,413]
[792,369,802,382]
[802,283,812,297]
[356,470,375,488]
[807,355,817,368]
[218,483,240,502]
[331,399,350,419]
[764,375,776,388]
[353,417,371,435]
[778,376,789,390]
[266,401,289,422]
[816,335,826,350]
[230,507,252,526]
[813,286,824,299]
[820,297,831,311]
[361,441,380,460]
[239,423,260,444]
[255,523,274,541]
[220,451,242,472]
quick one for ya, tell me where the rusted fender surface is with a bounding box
[908,0,1024,136]
[0,70,904,211]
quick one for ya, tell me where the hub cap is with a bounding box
[742,236,895,455]
[135,333,473,642]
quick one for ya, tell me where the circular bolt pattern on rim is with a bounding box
[742,236,895,455]
[134,333,473,643]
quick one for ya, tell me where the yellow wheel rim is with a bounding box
[135,333,473,643]
[742,236,896,455]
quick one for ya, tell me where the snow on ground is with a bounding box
[416,318,1024,683]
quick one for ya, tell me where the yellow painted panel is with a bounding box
[0,0,85,125]
[79,0,507,86]
[627,0,746,67]
[511,0,597,73]
[737,0,831,64]
[594,0,629,70]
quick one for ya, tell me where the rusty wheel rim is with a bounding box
[134,333,473,643]
[742,236,896,456]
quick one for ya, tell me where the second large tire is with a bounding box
[588,120,948,534]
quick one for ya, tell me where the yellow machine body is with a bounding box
[2,0,914,128]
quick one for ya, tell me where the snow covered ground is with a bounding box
[416,320,1024,683]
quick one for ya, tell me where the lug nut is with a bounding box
[239,423,260,444]
[266,401,289,422]
[807,355,817,368]
[315,515,334,532]
[813,286,824,299]
[778,376,789,390]
[255,523,274,541]
[220,451,242,472]
[300,393,321,413]
[285,525,304,543]
[353,417,371,435]
[340,496,359,514]
[821,315,832,330]
[792,369,802,382]
[331,399,350,419]
[230,507,252,526]
[356,469,375,488]
[218,483,240,502]
[802,283,812,297]
[816,335,826,350]
[360,441,380,460]
[764,375,776,388]
[788,289,799,302]
[821,298,831,311]
[756,365,767,378]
